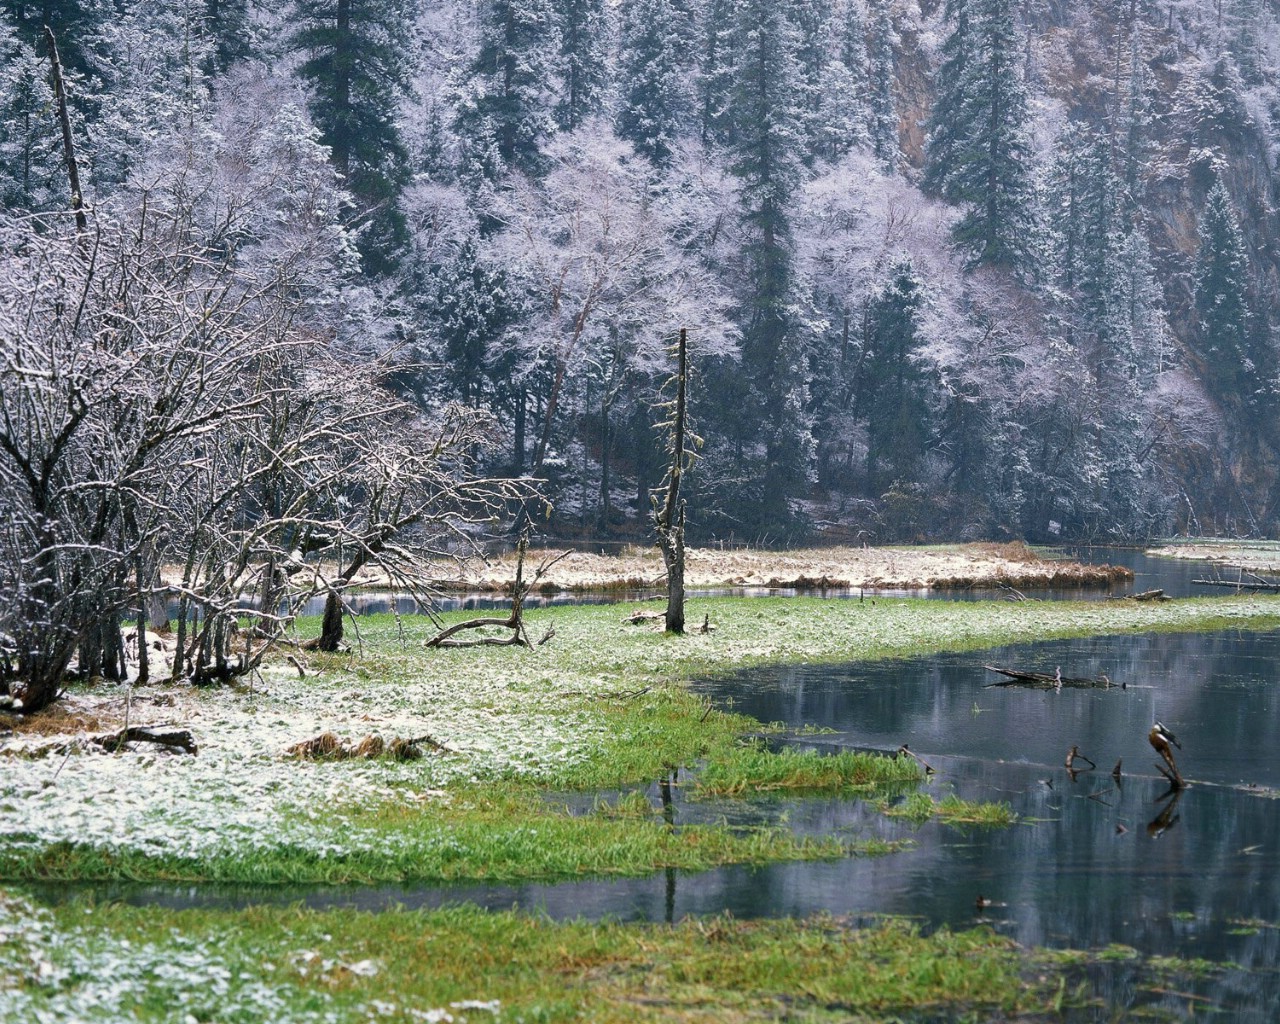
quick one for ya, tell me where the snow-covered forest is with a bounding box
[3,0,1279,558]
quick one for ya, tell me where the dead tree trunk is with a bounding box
[652,328,690,635]
[44,26,87,234]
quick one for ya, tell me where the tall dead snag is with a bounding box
[44,27,87,234]
[425,535,567,648]
[652,328,693,635]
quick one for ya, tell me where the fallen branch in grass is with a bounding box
[426,534,568,648]
[91,726,198,755]
[285,731,453,761]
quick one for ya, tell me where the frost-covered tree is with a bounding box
[454,0,560,183]
[486,125,734,492]
[87,0,214,186]
[617,0,687,165]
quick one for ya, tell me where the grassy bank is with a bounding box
[5,593,1277,1021]
[0,890,1062,1023]
[0,888,1243,1023]
[2,594,1279,885]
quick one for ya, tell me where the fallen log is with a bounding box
[91,726,198,755]
[1192,577,1280,591]
[983,665,1120,689]
[623,610,666,625]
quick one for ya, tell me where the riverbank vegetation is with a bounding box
[5,593,1280,1019]
[4,594,1280,887]
[0,892,1059,1023]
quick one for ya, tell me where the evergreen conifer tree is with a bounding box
[290,0,414,273]
[922,0,974,197]
[859,259,930,491]
[1194,177,1253,402]
[0,13,62,210]
[814,0,869,159]
[722,0,811,529]
[555,0,608,131]
[454,0,560,182]
[865,0,897,169]
[936,0,1035,271]
[696,0,737,147]
[788,0,832,161]
[617,0,686,165]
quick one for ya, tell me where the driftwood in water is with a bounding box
[984,665,1120,689]
[91,726,197,755]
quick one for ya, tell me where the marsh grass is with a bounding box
[2,892,1062,1023]
[1,784,872,886]
[4,593,1277,885]
[879,791,1016,827]
[692,743,923,796]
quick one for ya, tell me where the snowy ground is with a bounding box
[1148,540,1280,575]
[0,654,609,865]
[455,541,1129,592]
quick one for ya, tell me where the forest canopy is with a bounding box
[1,0,1278,565]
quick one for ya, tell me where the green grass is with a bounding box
[0,891,1064,1023]
[5,592,1278,886]
[1,784,888,886]
[692,743,923,796]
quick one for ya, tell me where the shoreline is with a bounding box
[433,541,1134,594]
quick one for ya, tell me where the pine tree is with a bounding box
[204,0,255,72]
[935,0,1035,271]
[4,0,112,76]
[1194,177,1253,402]
[617,0,687,165]
[454,0,560,182]
[696,0,737,147]
[722,0,811,529]
[788,0,832,160]
[290,0,414,273]
[865,0,897,169]
[815,0,869,159]
[1118,22,1153,212]
[555,0,608,131]
[858,259,930,491]
[923,0,975,197]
